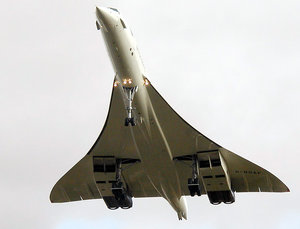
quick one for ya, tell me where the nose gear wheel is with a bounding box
[123,86,138,127]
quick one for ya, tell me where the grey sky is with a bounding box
[1,0,299,228]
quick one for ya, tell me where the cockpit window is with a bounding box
[120,19,127,29]
[109,8,119,13]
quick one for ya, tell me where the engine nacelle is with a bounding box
[93,157,134,210]
[207,190,235,205]
[117,194,133,209]
[112,181,133,209]
[103,194,133,210]
[103,196,119,210]
[102,182,133,210]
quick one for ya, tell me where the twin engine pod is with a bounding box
[177,150,236,205]
[93,156,134,210]
[103,181,133,210]
[198,150,236,205]
[207,190,235,205]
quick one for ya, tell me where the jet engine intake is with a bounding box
[112,181,133,209]
[103,196,119,210]
[207,190,235,205]
[103,192,133,210]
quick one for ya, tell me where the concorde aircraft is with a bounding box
[50,7,289,220]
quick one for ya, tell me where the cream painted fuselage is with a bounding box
[96,7,187,220]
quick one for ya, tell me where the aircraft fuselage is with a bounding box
[96,7,187,220]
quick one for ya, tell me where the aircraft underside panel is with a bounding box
[50,154,161,203]
[145,85,288,194]
[174,148,288,197]
[220,148,289,192]
[50,81,288,204]
[50,154,101,202]
[145,85,221,158]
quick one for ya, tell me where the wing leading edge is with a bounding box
[50,81,289,205]
[50,82,162,203]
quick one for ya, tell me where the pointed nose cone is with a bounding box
[96,7,112,29]
[96,7,106,20]
[96,7,106,21]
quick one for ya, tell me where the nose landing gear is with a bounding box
[123,86,138,126]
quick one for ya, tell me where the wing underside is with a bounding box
[173,148,289,197]
[51,84,161,203]
[50,154,160,203]
[50,82,288,204]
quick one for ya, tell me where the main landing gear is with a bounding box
[94,157,138,210]
[188,155,201,197]
[123,86,138,126]
[111,160,132,209]
[111,181,132,209]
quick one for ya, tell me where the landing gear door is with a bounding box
[219,152,232,189]
[93,156,117,197]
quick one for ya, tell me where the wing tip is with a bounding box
[284,185,290,192]
[49,183,70,203]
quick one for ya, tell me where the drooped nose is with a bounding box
[96,7,115,31]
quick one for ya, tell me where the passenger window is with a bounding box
[120,19,127,29]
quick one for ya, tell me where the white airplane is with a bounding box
[50,7,289,220]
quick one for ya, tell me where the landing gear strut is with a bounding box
[188,155,201,196]
[123,86,138,126]
[111,160,133,209]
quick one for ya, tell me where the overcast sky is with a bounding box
[1,0,299,228]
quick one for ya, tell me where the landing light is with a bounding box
[122,79,133,85]
[114,81,120,87]
[144,78,149,86]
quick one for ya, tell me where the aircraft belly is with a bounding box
[129,94,186,214]
[103,20,186,216]
[104,30,145,82]
[50,7,288,220]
